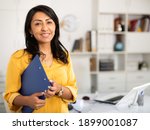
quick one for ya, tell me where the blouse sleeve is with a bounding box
[63,54,78,103]
[4,53,23,112]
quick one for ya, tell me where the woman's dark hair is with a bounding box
[24,5,68,64]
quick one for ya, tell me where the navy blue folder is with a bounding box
[20,55,52,113]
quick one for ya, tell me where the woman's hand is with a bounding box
[27,92,46,110]
[44,80,73,100]
[44,81,62,98]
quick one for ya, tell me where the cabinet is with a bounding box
[98,72,126,92]
[96,0,150,94]
[71,0,150,95]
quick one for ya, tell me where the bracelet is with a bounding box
[57,87,64,97]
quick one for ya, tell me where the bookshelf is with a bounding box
[71,0,150,95]
[96,0,150,94]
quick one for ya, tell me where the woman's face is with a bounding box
[30,11,56,44]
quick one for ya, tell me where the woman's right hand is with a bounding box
[27,92,46,110]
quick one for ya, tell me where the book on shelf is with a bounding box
[141,16,150,32]
[129,16,150,32]
[90,57,96,71]
[99,59,114,71]
[91,30,97,52]
[129,19,138,32]
[85,31,91,52]
[72,38,83,52]
[85,30,97,52]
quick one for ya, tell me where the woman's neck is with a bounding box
[39,43,53,67]
[39,43,52,56]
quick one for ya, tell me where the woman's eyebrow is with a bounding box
[32,18,52,22]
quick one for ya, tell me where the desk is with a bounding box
[70,93,150,113]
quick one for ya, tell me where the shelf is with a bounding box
[98,31,126,35]
[71,0,150,94]
[94,0,150,93]
[98,51,125,54]
[71,52,97,56]
[127,52,150,54]
[90,71,98,75]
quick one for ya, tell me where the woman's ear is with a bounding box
[29,30,33,37]
[29,30,33,35]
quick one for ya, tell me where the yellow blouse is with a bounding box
[4,49,78,113]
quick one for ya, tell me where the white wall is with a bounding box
[0,0,92,77]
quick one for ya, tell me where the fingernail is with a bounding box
[48,86,51,89]
[50,80,53,83]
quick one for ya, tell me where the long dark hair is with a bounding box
[24,5,68,64]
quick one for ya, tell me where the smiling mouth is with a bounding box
[41,33,50,38]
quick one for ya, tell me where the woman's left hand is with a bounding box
[44,81,62,98]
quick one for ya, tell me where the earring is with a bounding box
[31,34,33,37]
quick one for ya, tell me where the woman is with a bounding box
[4,5,78,113]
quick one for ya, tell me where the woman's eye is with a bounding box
[35,23,41,26]
[47,21,53,24]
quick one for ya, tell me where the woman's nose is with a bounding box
[41,23,48,31]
